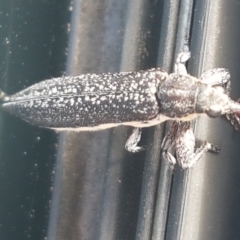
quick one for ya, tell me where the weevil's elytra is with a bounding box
[2,51,240,169]
[2,69,168,129]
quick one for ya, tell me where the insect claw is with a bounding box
[125,128,145,153]
[206,142,221,153]
[126,145,146,153]
[137,145,146,152]
[177,51,191,63]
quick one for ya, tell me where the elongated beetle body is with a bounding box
[1,52,240,169]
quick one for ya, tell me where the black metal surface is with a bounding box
[2,0,240,240]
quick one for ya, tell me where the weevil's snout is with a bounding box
[227,99,240,130]
[196,84,234,118]
[229,100,240,115]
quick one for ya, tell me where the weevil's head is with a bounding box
[158,73,240,124]
[195,84,240,119]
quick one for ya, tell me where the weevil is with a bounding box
[1,52,240,169]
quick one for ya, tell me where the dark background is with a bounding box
[1,0,240,240]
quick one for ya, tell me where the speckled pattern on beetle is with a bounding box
[2,69,168,130]
[1,52,240,169]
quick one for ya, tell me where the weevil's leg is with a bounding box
[200,68,231,94]
[161,121,179,168]
[125,128,145,152]
[161,121,178,150]
[175,122,220,169]
[174,51,191,75]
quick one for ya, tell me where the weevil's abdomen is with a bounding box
[2,68,168,129]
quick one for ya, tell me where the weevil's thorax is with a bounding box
[158,73,199,119]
